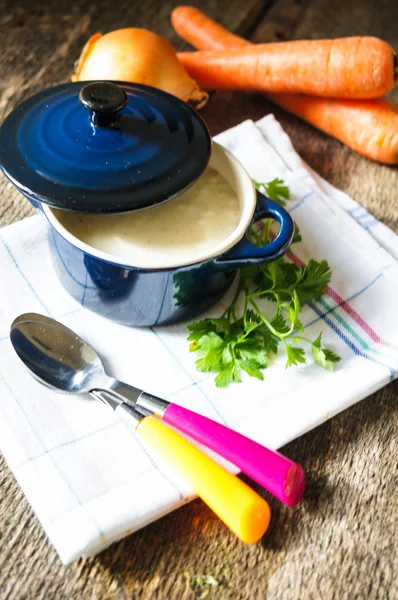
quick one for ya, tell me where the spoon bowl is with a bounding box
[10,313,106,394]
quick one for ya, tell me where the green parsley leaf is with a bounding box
[235,342,269,367]
[253,178,290,206]
[187,319,215,342]
[195,347,225,372]
[271,311,290,334]
[239,359,264,380]
[196,331,224,350]
[295,259,332,305]
[292,222,302,244]
[285,345,306,368]
[312,344,326,368]
[222,345,233,364]
[311,334,341,371]
[322,349,341,371]
[265,178,290,205]
[323,349,341,363]
[312,333,322,348]
[285,290,301,330]
[215,363,241,387]
[189,328,224,353]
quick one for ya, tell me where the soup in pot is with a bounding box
[54,167,241,268]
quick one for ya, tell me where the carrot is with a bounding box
[171,6,398,164]
[178,38,396,99]
[269,94,398,164]
[171,6,249,50]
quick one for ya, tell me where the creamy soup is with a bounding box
[54,167,241,268]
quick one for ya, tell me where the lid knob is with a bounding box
[79,82,128,127]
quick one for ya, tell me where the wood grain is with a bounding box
[0,0,397,598]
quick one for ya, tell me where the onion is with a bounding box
[72,28,208,109]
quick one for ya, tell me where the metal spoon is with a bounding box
[10,312,305,506]
[10,312,270,543]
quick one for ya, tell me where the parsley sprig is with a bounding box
[187,179,341,387]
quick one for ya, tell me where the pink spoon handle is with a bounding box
[163,403,305,506]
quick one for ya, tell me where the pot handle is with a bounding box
[215,191,294,269]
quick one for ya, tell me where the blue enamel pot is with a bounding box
[0,81,294,326]
[42,142,293,326]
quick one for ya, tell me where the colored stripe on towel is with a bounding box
[286,247,398,353]
[326,285,398,352]
[318,297,398,367]
[303,274,398,364]
[307,302,395,380]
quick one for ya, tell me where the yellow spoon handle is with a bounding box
[137,415,271,543]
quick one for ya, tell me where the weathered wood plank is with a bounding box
[0,0,397,598]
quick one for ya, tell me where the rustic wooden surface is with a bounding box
[0,0,397,598]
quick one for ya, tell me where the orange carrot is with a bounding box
[268,94,398,164]
[178,38,396,99]
[171,6,249,50]
[171,6,398,164]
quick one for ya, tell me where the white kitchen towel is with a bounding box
[0,116,397,564]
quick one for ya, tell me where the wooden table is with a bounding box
[1,0,397,598]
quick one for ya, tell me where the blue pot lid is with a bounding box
[0,81,211,213]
